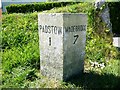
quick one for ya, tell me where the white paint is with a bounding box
[113,37,120,47]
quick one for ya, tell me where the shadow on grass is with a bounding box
[66,71,120,89]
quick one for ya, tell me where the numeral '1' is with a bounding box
[49,37,51,46]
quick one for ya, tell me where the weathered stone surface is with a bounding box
[38,13,87,81]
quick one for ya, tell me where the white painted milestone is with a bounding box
[38,13,87,81]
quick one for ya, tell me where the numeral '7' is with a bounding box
[73,35,79,44]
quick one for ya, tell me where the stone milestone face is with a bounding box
[38,13,87,81]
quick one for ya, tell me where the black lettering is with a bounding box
[77,25,80,31]
[75,26,79,32]
[39,25,42,31]
[54,26,57,34]
[48,26,51,33]
[42,25,45,32]
[65,27,69,32]
[45,25,48,33]
[64,25,86,33]
[79,25,82,31]
[73,35,79,44]
[71,26,74,32]
[83,25,86,31]
[58,27,62,35]
[51,26,54,34]
[68,27,70,32]
[49,37,51,46]
[40,25,63,35]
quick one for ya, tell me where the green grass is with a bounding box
[1,3,120,88]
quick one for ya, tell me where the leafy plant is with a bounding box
[6,2,78,13]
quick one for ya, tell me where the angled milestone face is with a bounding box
[63,13,87,80]
[38,13,64,80]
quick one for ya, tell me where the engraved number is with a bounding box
[73,35,79,44]
[49,37,51,46]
